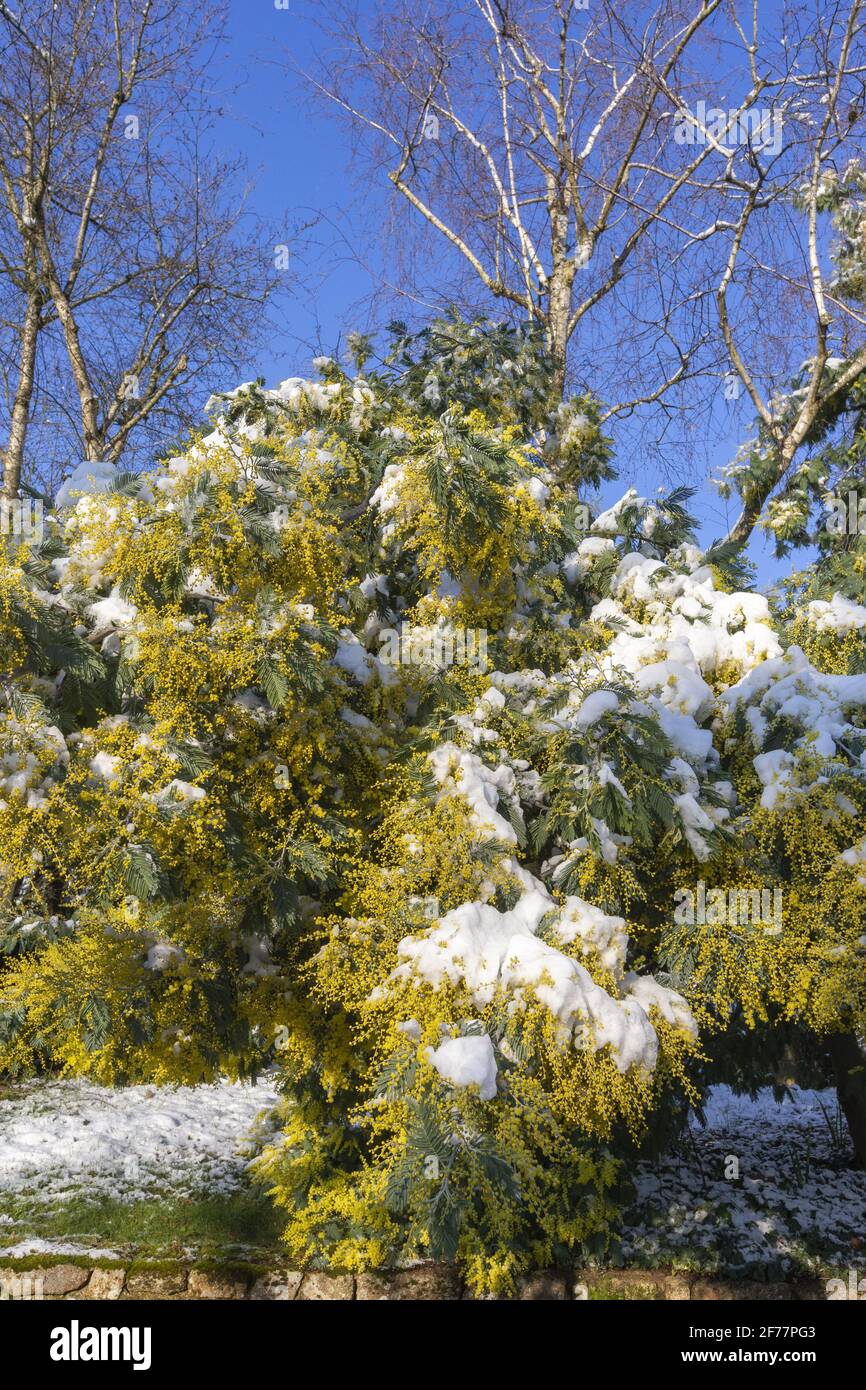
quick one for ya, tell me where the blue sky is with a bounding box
[210,1,795,587]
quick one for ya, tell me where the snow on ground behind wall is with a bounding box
[1,1077,864,1274]
[623,1086,866,1275]
[0,1076,280,1206]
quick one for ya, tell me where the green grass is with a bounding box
[0,1188,286,1262]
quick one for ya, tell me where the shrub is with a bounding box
[2,319,864,1292]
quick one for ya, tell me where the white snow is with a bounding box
[0,1239,124,1260]
[151,779,206,808]
[428,742,518,845]
[87,589,138,634]
[572,689,620,729]
[0,1077,280,1204]
[562,536,616,583]
[55,460,117,509]
[389,864,695,1074]
[369,463,405,514]
[525,477,550,505]
[427,1034,498,1101]
[806,592,866,635]
[143,942,186,971]
[720,645,866,806]
[333,631,373,684]
[0,719,69,810]
[89,752,121,783]
[334,630,397,687]
[591,488,648,534]
[623,1086,866,1275]
[554,897,629,973]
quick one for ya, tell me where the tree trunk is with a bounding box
[36,227,103,460]
[547,293,569,403]
[723,439,800,549]
[48,285,103,460]
[2,288,41,499]
[829,1032,866,1167]
[543,180,576,406]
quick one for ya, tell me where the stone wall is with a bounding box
[0,1263,834,1301]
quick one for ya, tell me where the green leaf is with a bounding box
[257,657,289,709]
[122,844,166,900]
[81,993,111,1052]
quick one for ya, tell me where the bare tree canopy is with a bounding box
[304,0,866,544]
[0,0,284,500]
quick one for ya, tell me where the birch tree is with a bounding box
[307,1,768,406]
[0,0,280,500]
[709,0,866,547]
[306,0,866,493]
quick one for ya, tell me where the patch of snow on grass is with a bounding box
[622,1086,866,1275]
[0,1076,280,1204]
[0,1239,123,1260]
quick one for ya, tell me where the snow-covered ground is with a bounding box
[0,1075,280,1205]
[1,1077,863,1274]
[622,1086,866,1274]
